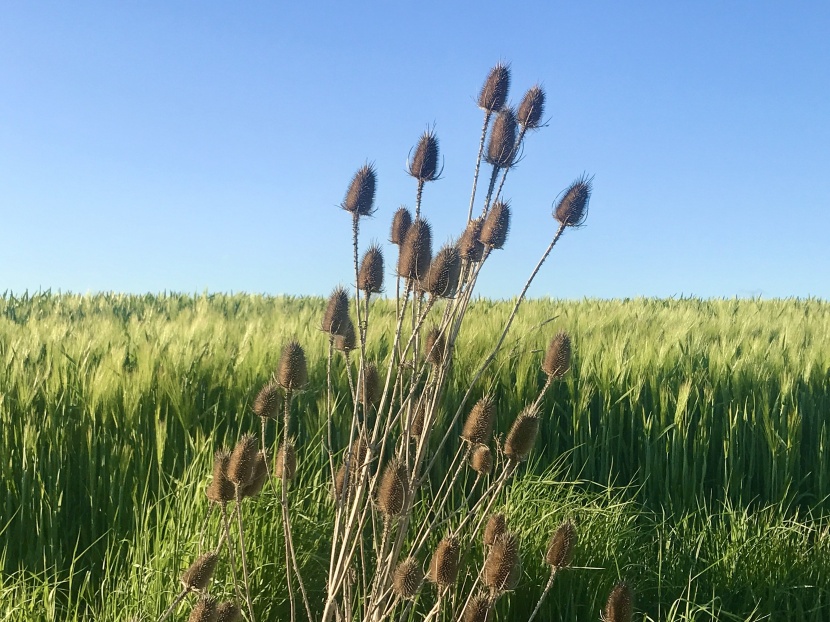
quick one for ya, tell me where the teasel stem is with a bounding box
[326,336,336,484]
[531,374,554,412]
[527,567,558,622]
[233,487,256,622]
[423,587,448,622]
[157,590,188,622]
[369,519,394,603]
[481,165,500,217]
[455,460,518,540]
[467,110,493,223]
[220,503,245,611]
[415,179,425,220]
[492,126,526,206]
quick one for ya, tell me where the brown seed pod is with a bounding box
[358,244,384,294]
[252,381,282,419]
[216,602,242,622]
[275,442,297,481]
[483,513,507,546]
[545,520,577,568]
[397,218,432,280]
[604,582,634,622]
[470,444,493,475]
[357,362,381,410]
[240,450,268,498]
[421,243,461,298]
[517,84,545,130]
[347,439,369,479]
[553,175,592,228]
[458,217,485,263]
[334,318,356,352]
[424,327,446,366]
[333,462,348,502]
[393,557,424,599]
[483,532,519,592]
[428,536,460,587]
[480,200,510,249]
[504,406,540,462]
[409,399,426,437]
[542,330,572,378]
[341,163,377,217]
[227,433,258,486]
[277,340,308,390]
[390,206,413,245]
[408,129,440,182]
[478,62,510,112]
[322,286,351,335]
[463,594,493,622]
[188,596,218,622]
[377,460,408,517]
[181,552,218,592]
[206,449,235,504]
[485,107,518,168]
[461,396,495,445]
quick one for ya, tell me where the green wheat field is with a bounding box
[1,292,829,621]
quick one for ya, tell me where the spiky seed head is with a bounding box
[275,442,297,481]
[478,62,510,112]
[333,462,348,501]
[377,460,408,517]
[483,513,507,546]
[188,596,218,622]
[459,218,485,262]
[428,536,460,586]
[461,396,495,445]
[470,444,493,475]
[334,318,356,352]
[485,107,518,168]
[240,450,268,498]
[408,129,440,182]
[322,286,351,335]
[424,327,446,365]
[227,434,258,486]
[181,552,218,592]
[393,557,424,599]
[206,450,235,504]
[546,520,577,568]
[358,244,385,294]
[517,84,545,130]
[252,381,282,419]
[504,406,540,461]
[397,218,432,280]
[341,163,377,217]
[357,362,381,410]
[554,175,592,228]
[463,594,493,622]
[348,439,368,478]
[390,206,413,245]
[543,330,572,378]
[483,532,519,592]
[421,243,461,298]
[604,582,634,622]
[480,200,510,249]
[277,340,308,390]
[216,602,242,622]
[410,400,426,437]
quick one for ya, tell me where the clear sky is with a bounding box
[2,2,828,300]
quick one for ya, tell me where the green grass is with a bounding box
[1,292,829,620]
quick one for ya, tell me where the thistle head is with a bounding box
[485,107,518,168]
[478,62,510,112]
[358,362,381,411]
[341,163,377,217]
[216,602,242,622]
[480,200,510,249]
[470,444,493,475]
[206,449,235,504]
[228,433,258,486]
[542,330,572,378]
[240,450,268,498]
[397,218,432,281]
[358,244,385,295]
[604,582,634,622]
[553,174,592,228]
[504,405,540,462]
[277,340,308,390]
[181,552,218,592]
[463,594,493,622]
[408,128,440,182]
[322,286,351,335]
[252,381,282,419]
[424,327,446,366]
[545,520,577,568]
[459,218,485,263]
[428,536,460,587]
[409,399,426,438]
[333,318,356,353]
[421,242,461,298]
[461,396,495,445]
[483,513,507,546]
[377,460,408,517]
[517,84,545,130]
[390,206,413,245]
[483,532,520,592]
[393,557,423,600]
[188,596,217,622]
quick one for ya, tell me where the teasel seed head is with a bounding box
[459,217,485,263]
[553,174,592,228]
[188,596,217,622]
[322,286,351,335]
[341,163,377,217]
[483,532,520,592]
[604,582,634,622]
[424,327,446,366]
[277,340,308,390]
[393,557,424,599]
[461,396,495,445]
[542,330,572,379]
[275,442,297,481]
[355,362,380,411]
[463,594,493,622]
[485,107,518,168]
[517,84,545,130]
[478,62,510,112]
[390,206,413,245]
[470,444,493,475]
[252,381,282,419]
[545,520,577,568]
[358,244,385,294]
[504,406,540,462]
[206,449,235,504]
[228,433,258,486]
[216,602,242,622]
[428,536,460,586]
[421,242,461,298]
[348,438,369,479]
[409,399,426,437]
[408,128,440,182]
[181,552,218,592]
[483,512,507,546]
[333,462,348,502]
[377,459,408,517]
[334,318,356,353]
[480,200,510,249]
[240,450,268,498]
[397,218,432,281]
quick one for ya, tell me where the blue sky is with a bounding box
[2,2,828,299]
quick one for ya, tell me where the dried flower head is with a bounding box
[421,243,461,298]
[543,330,571,378]
[240,450,268,498]
[409,399,426,437]
[275,442,297,481]
[397,218,432,281]
[504,406,540,462]
[277,340,308,390]
[216,602,242,622]
[228,433,258,486]
[333,462,348,502]
[341,163,377,217]
[483,513,507,546]
[464,594,493,622]
[348,439,368,478]
[322,286,351,335]
[206,449,235,504]
[408,129,440,182]
[485,107,518,168]
[478,62,510,112]
[483,532,519,592]
[470,444,493,475]
[393,557,424,599]
[428,536,460,586]
[517,84,545,130]
[480,200,510,249]
[358,244,385,294]
[461,396,495,445]
[553,174,592,228]
[252,381,282,419]
[334,318,356,352]
[424,327,446,366]
[181,552,218,592]
[604,582,634,622]
[459,217,485,262]
[390,206,413,245]
[545,520,577,568]
[188,596,217,622]
[377,459,407,517]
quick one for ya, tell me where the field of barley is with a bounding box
[1,292,829,621]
